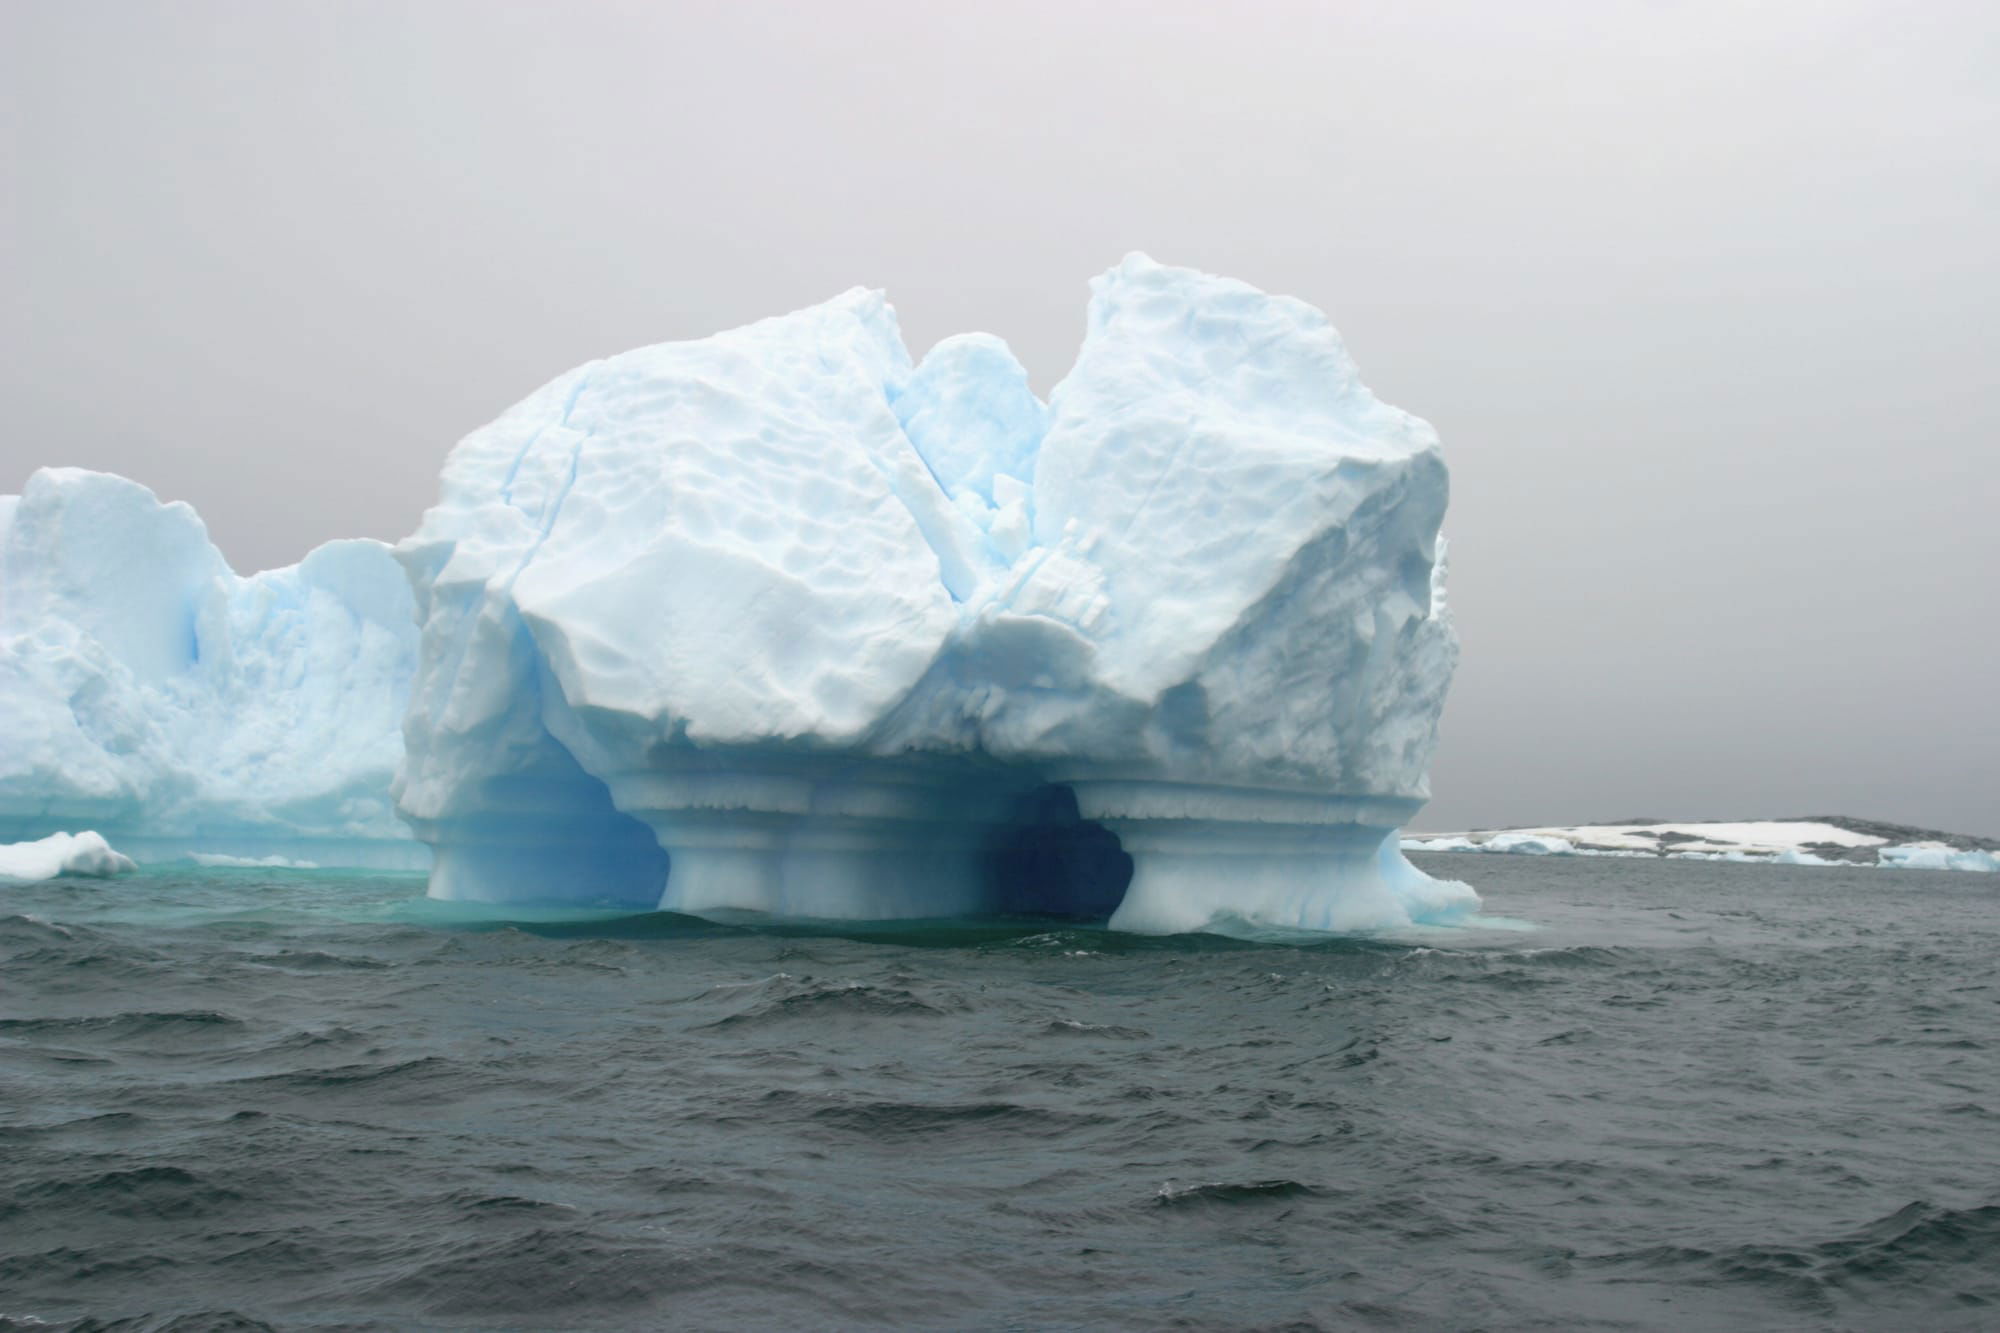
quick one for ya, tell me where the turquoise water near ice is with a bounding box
[3,855,1996,1330]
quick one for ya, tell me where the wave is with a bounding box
[1153,1178,1323,1208]
[223,1056,466,1100]
[697,977,959,1029]
[0,1011,246,1045]
[1586,1200,2000,1311]
[0,1166,244,1224]
[1040,1018,1152,1039]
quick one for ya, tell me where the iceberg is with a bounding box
[397,254,1471,931]
[0,469,423,868]
[1481,832,1576,856]
[0,830,136,881]
[1774,847,1838,866]
[1878,844,2000,873]
[1401,835,1480,853]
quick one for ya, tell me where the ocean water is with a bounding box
[2,855,1996,1332]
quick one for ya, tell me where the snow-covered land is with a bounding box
[0,831,136,881]
[1404,820,2000,873]
[397,254,1471,931]
[0,469,423,868]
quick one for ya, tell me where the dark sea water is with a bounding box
[3,855,1996,1332]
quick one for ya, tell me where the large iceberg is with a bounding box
[397,255,1471,931]
[0,469,422,867]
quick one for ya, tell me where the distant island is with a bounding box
[1404,817,1999,872]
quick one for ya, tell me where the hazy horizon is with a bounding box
[4,1,1994,836]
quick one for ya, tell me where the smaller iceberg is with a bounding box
[0,468,423,869]
[1774,847,1839,866]
[0,831,136,881]
[1481,832,1575,856]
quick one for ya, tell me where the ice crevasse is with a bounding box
[397,254,1474,932]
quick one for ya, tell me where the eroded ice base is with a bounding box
[418,754,1473,934]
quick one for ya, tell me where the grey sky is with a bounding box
[4,0,1995,835]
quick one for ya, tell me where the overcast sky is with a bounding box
[4,0,1995,835]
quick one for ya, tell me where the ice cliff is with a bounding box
[397,255,1472,931]
[0,469,421,866]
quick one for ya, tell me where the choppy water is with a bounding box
[3,855,1996,1331]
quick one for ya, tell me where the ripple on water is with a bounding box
[0,855,1995,1330]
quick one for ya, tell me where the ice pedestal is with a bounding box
[643,813,990,920]
[607,763,1031,919]
[1068,783,1437,933]
[475,762,1462,931]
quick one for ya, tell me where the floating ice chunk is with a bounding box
[0,831,136,880]
[188,852,321,869]
[1482,832,1576,856]
[1402,836,1479,852]
[1878,844,2000,873]
[1775,847,1840,866]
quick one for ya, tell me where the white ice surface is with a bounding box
[1401,836,1479,853]
[397,255,1467,932]
[0,831,136,880]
